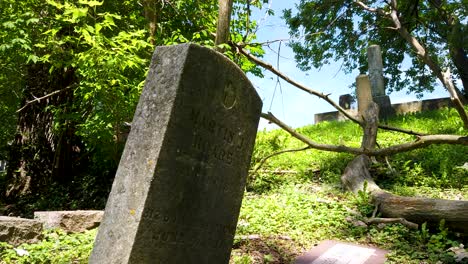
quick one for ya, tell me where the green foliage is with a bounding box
[354,181,374,216]
[244,107,467,262]
[0,229,96,264]
[283,0,467,96]
[0,0,266,208]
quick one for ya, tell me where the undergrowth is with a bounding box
[1,107,467,263]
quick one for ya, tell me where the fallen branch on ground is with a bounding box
[365,217,419,230]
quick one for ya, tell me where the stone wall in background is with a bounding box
[314,97,453,124]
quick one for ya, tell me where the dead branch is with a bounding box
[365,217,419,230]
[236,44,430,137]
[377,124,426,137]
[17,85,75,113]
[250,146,311,176]
[262,112,468,156]
[262,112,365,155]
[235,44,362,124]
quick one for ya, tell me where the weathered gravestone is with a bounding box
[367,45,394,119]
[89,43,262,264]
[356,74,372,115]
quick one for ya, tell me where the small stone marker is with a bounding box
[89,43,262,264]
[295,240,388,264]
[339,94,354,110]
[356,74,372,114]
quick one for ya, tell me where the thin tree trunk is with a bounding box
[394,23,468,129]
[449,47,468,100]
[5,64,77,201]
[215,0,233,50]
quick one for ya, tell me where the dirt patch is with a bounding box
[230,235,305,264]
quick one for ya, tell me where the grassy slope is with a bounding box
[1,107,467,264]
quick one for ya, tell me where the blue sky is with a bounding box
[247,1,449,130]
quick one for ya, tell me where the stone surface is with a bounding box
[89,43,262,264]
[34,210,103,233]
[295,240,388,264]
[0,216,43,246]
[315,97,453,123]
[356,74,372,114]
[367,45,385,97]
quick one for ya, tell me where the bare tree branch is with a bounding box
[378,124,426,136]
[365,217,419,229]
[354,1,388,16]
[262,112,468,156]
[17,85,75,113]
[262,112,366,155]
[250,146,311,176]
[236,45,363,124]
[237,44,428,136]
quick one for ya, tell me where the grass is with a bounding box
[1,107,467,263]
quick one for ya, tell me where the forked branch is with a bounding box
[262,112,468,156]
[236,44,428,137]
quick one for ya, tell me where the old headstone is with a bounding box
[367,45,394,119]
[295,240,388,264]
[367,45,385,97]
[356,74,372,114]
[89,43,262,264]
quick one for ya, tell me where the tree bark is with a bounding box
[4,64,79,201]
[215,0,233,50]
[449,46,468,100]
[385,0,468,129]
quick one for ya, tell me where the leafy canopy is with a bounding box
[283,0,467,96]
[0,0,264,163]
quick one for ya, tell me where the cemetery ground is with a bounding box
[1,107,467,263]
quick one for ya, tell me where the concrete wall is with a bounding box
[315,97,453,124]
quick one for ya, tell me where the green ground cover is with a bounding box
[1,107,467,263]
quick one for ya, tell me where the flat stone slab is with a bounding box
[34,210,103,233]
[295,240,388,264]
[0,216,43,246]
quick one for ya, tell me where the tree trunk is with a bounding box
[215,0,233,50]
[141,0,160,45]
[449,46,468,100]
[342,155,468,233]
[383,1,468,128]
[4,64,78,201]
